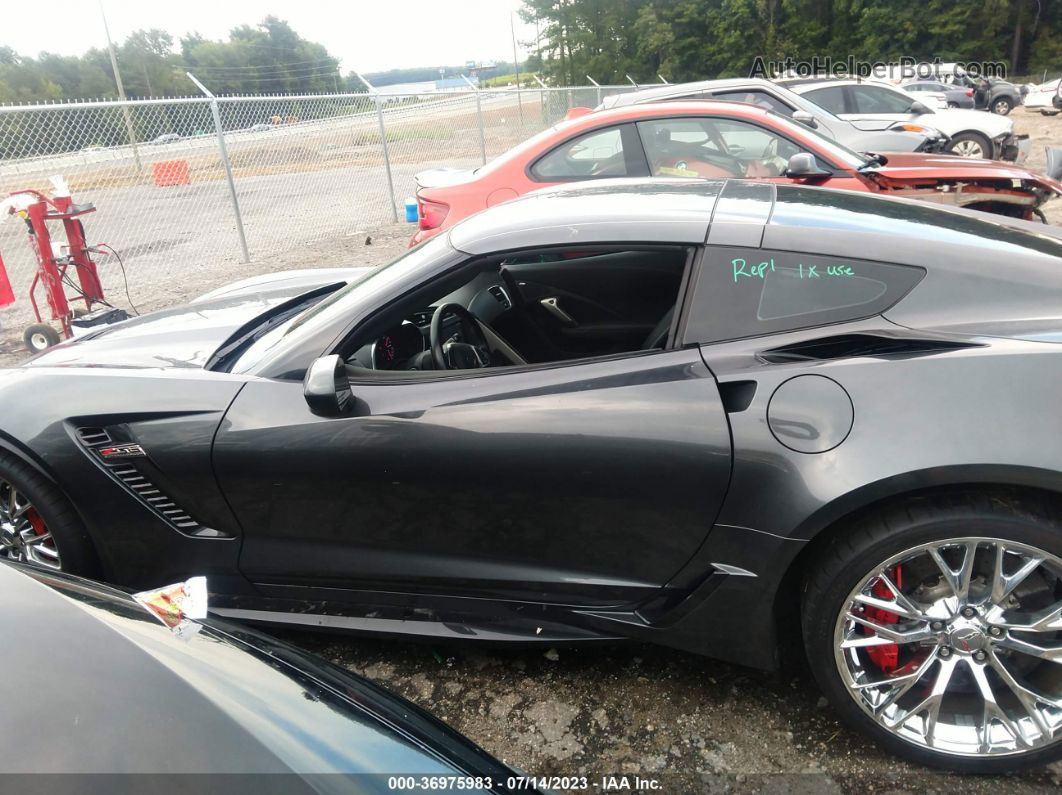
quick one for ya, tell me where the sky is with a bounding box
[2,0,538,73]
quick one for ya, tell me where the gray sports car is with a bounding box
[3,179,1062,772]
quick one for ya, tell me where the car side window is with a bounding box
[530,125,629,180]
[684,247,926,344]
[851,85,916,114]
[802,86,848,114]
[637,117,799,179]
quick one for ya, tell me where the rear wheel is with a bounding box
[803,494,1062,772]
[0,452,99,576]
[946,132,992,159]
[992,98,1014,115]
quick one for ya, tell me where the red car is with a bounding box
[410,101,1062,246]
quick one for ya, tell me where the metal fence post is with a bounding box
[373,93,399,223]
[356,71,398,223]
[187,72,249,263]
[587,76,602,108]
[533,75,548,125]
[462,75,486,165]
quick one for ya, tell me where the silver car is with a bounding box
[597,77,948,154]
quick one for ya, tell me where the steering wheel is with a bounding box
[430,303,493,370]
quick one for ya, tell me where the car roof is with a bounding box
[779,77,896,89]
[589,99,775,122]
[603,77,779,102]
[449,179,729,254]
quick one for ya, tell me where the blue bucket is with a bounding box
[404,197,418,223]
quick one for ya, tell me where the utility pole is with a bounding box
[98,0,141,172]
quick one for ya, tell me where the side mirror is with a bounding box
[784,152,831,179]
[303,354,354,417]
[792,110,818,129]
[908,100,932,115]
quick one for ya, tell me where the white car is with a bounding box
[777,78,1027,161]
[1023,78,1061,116]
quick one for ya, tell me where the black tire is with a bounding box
[945,131,992,159]
[991,97,1014,115]
[0,451,101,577]
[23,323,60,353]
[802,492,1062,773]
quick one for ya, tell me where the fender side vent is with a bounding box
[77,427,112,447]
[109,465,213,535]
[760,334,981,363]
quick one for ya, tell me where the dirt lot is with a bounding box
[3,110,1062,791]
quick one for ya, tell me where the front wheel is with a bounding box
[0,452,100,576]
[803,494,1062,772]
[946,132,992,159]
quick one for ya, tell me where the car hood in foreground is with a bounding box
[0,561,518,782]
[21,268,369,371]
[868,152,1062,193]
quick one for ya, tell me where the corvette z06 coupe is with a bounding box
[4,180,1062,772]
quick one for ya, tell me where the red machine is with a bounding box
[2,188,116,352]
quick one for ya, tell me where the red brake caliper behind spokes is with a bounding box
[26,508,48,539]
[865,565,902,673]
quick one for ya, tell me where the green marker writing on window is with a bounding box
[731,258,855,283]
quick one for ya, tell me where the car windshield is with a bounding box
[230,234,455,374]
[763,109,869,168]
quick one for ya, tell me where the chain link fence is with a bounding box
[0,84,639,334]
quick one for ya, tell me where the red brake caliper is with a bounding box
[865,565,902,674]
[25,508,48,538]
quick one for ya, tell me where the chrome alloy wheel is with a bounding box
[952,139,986,158]
[835,538,1062,757]
[0,477,61,569]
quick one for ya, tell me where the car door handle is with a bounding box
[539,297,578,327]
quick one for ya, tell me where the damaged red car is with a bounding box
[410,101,1062,246]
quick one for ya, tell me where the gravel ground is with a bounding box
[3,110,1062,791]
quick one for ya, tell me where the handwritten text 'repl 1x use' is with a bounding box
[731,257,855,283]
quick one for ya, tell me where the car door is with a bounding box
[213,257,733,610]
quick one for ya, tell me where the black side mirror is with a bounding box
[908,100,932,115]
[791,110,818,129]
[784,152,831,179]
[304,354,354,417]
